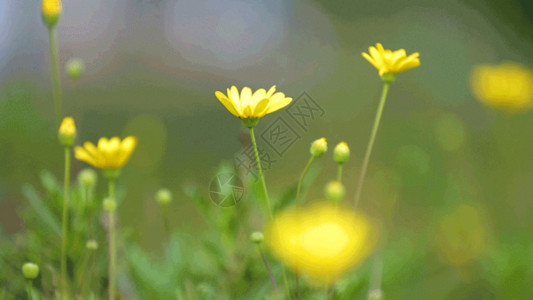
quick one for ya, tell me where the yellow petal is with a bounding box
[240,87,253,108]
[74,146,98,167]
[215,91,240,117]
[252,98,270,117]
[265,93,292,114]
[266,85,277,98]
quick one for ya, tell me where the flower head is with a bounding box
[66,58,85,80]
[310,137,328,157]
[74,136,137,170]
[266,203,376,284]
[22,263,40,279]
[333,142,350,164]
[362,43,420,79]
[42,0,62,27]
[215,86,292,126]
[470,63,533,113]
[58,117,76,146]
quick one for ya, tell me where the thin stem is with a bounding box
[61,147,71,298]
[27,280,33,300]
[162,207,170,241]
[354,83,390,208]
[108,179,116,300]
[257,245,278,292]
[296,156,315,207]
[337,164,343,182]
[47,27,63,127]
[249,127,273,219]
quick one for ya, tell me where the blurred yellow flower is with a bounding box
[265,203,376,284]
[470,63,533,113]
[436,204,490,266]
[58,117,76,146]
[75,137,137,170]
[215,86,292,121]
[362,43,420,77]
[42,0,62,27]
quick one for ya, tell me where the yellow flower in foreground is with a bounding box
[58,117,76,146]
[42,0,62,27]
[362,43,420,77]
[470,63,533,113]
[265,203,376,284]
[215,86,292,122]
[75,137,137,170]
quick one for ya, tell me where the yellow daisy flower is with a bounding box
[265,203,376,284]
[42,0,62,27]
[75,137,137,170]
[215,85,292,123]
[470,63,533,113]
[362,43,420,77]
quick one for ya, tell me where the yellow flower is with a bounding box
[58,117,76,146]
[265,203,376,284]
[470,63,533,113]
[215,86,292,123]
[74,137,138,170]
[42,0,62,27]
[362,43,420,77]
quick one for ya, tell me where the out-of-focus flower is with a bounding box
[156,188,172,205]
[58,117,76,147]
[325,181,346,202]
[86,240,98,250]
[436,204,490,266]
[470,63,533,113]
[362,43,420,80]
[215,86,292,127]
[75,137,137,170]
[22,263,40,279]
[66,58,85,80]
[333,142,350,164]
[310,137,328,157]
[42,0,62,27]
[78,168,97,188]
[265,203,376,284]
[250,231,264,244]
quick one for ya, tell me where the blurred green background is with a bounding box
[1,0,533,298]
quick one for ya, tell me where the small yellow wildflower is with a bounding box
[362,43,420,79]
[333,142,350,164]
[265,203,376,284]
[215,86,292,127]
[58,117,76,147]
[75,137,138,170]
[470,63,533,113]
[42,0,62,27]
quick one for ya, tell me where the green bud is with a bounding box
[310,137,327,157]
[78,168,97,188]
[103,198,116,212]
[22,262,39,279]
[86,239,98,250]
[333,142,350,164]
[325,180,345,202]
[156,188,172,205]
[66,58,85,80]
[250,231,264,244]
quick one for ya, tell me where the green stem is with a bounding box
[249,127,273,219]
[47,27,63,127]
[61,147,71,297]
[249,127,292,299]
[337,164,343,182]
[296,156,315,207]
[162,207,170,241]
[354,83,390,208]
[26,280,33,300]
[257,245,278,292]
[108,179,116,300]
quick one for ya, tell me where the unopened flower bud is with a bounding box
[22,263,39,279]
[78,168,97,188]
[66,58,85,80]
[250,231,264,244]
[58,117,76,147]
[42,0,62,28]
[86,239,98,250]
[103,198,116,212]
[310,137,327,157]
[325,180,346,202]
[156,188,172,206]
[333,142,350,164]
